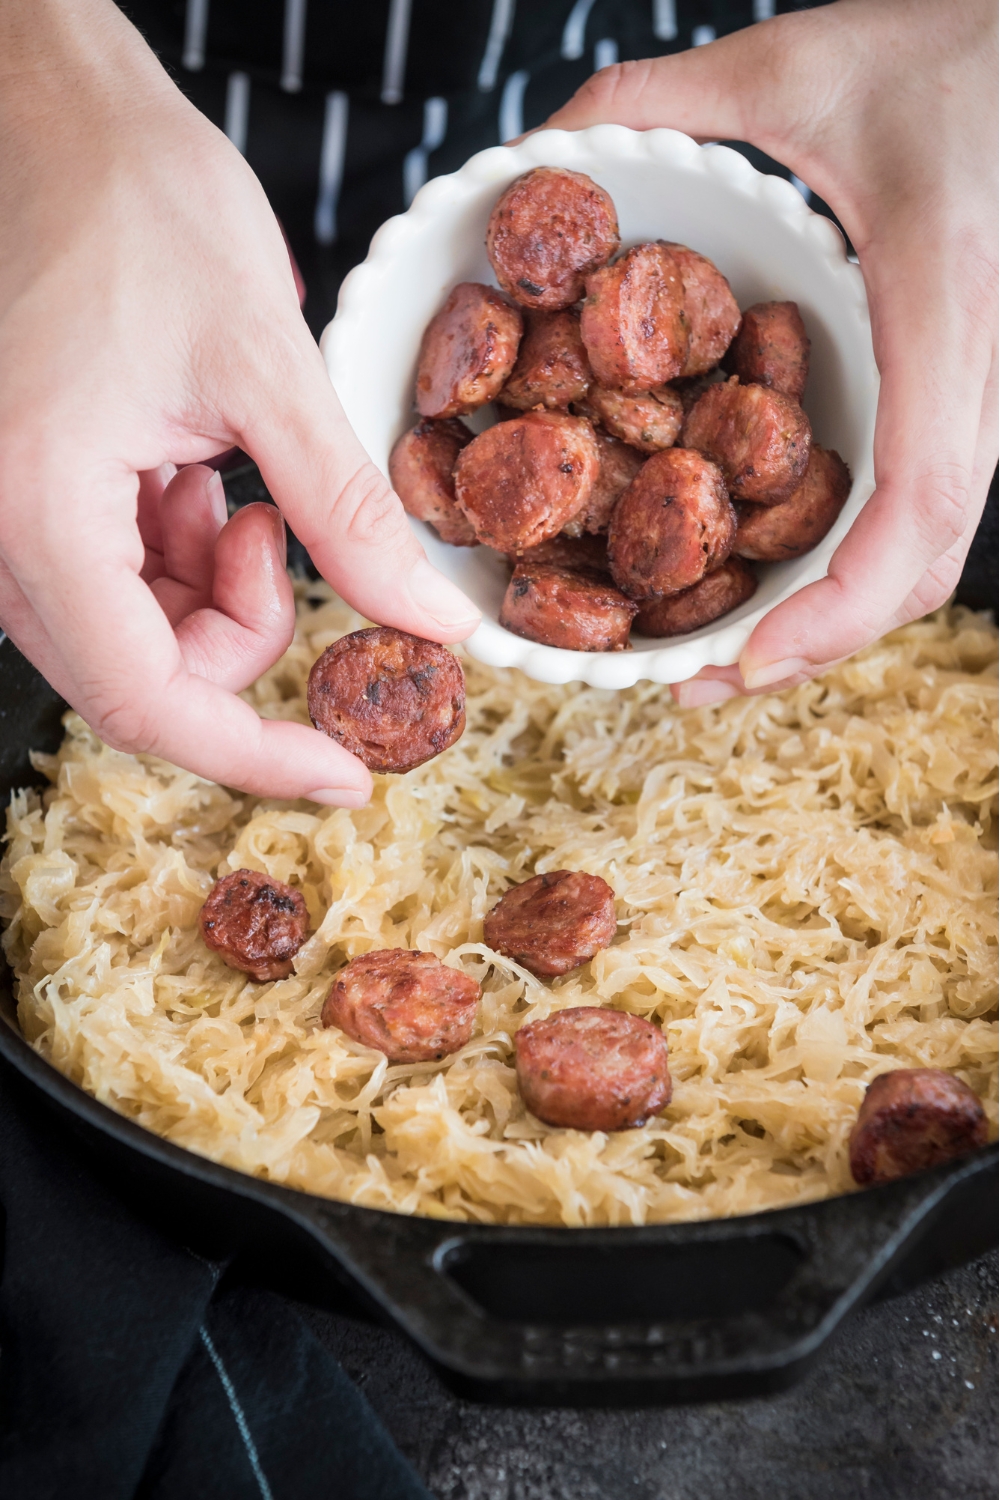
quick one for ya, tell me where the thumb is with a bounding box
[242,340,481,644]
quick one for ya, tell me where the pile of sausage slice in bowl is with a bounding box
[389,166,852,654]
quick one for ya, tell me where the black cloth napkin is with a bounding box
[0,1066,433,1500]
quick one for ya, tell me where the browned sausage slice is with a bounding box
[583,384,684,453]
[680,377,811,503]
[734,446,851,561]
[849,1069,989,1186]
[499,308,592,411]
[500,562,638,651]
[508,531,611,574]
[484,870,617,976]
[608,448,735,599]
[486,167,620,310]
[724,301,810,401]
[562,429,644,537]
[662,243,741,377]
[416,282,523,419]
[200,869,308,982]
[634,556,757,637]
[389,418,478,546]
[581,243,690,393]
[308,627,465,773]
[515,1008,671,1131]
[453,410,600,552]
[321,949,480,1063]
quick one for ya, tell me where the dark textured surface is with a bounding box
[297,1251,998,1500]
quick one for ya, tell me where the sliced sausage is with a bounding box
[486,167,620,311]
[308,627,465,774]
[321,949,480,1063]
[453,410,600,552]
[634,556,757,637]
[508,531,611,574]
[562,429,644,537]
[200,869,308,982]
[583,383,684,454]
[724,300,810,402]
[849,1068,989,1186]
[581,243,690,393]
[662,242,741,377]
[415,282,523,419]
[500,562,638,651]
[515,1007,671,1132]
[499,308,592,411]
[484,870,617,976]
[680,377,811,503]
[389,418,477,546]
[734,446,851,561]
[671,372,720,417]
[608,448,735,600]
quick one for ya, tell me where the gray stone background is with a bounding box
[300,1250,998,1500]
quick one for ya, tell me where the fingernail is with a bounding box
[206,470,229,529]
[408,559,481,634]
[306,787,369,808]
[269,506,287,567]
[675,679,740,709]
[740,656,811,691]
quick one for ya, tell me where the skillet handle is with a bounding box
[290,1149,997,1401]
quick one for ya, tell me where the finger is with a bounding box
[738,255,995,690]
[10,474,371,803]
[542,16,831,150]
[175,502,296,691]
[137,461,177,582]
[240,338,481,644]
[149,465,229,625]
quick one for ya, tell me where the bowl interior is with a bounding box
[322,127,877,687]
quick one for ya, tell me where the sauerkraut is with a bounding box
[2,586,996,1226]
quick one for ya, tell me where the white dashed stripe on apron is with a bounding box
[561,0,599,60]
[315,91,350,244]
[499,68,529,143]
[282,0,308,92]
[652,0,677,43]
[404,97,449,205]
[183,0,210,69]
[382,0,413,104]
[478,0,517,91]
[594,37,618,70]
[224,71,251,154]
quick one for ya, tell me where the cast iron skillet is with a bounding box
[0,477,996,1406]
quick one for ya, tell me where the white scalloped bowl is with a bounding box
[321,126,877,688]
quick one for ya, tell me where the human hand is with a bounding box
[0,0,479,803]
[545,0,998,704]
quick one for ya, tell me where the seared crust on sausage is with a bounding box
[515,1007,672,1132]
[308,627,465,774]
[634,556,757,637]
[486,167,620,310]
[389,418,477,546]
[499,309,592,411]
[849,1068,989,1186]
[321,949,480,1063]
[485,870,617,976]
[453,410,600,552]
[500,563,638,651]
[734,446,851,561]
[416,282,523,419]
[724,300,810,402]
[662,243,741,377]
[508,532,611,574]
[608,448,735,600]
[200,870,308,982]
[581,243,690,393]
[680,377,811,503]
[562,428,644,537]
[582,383,684,454]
